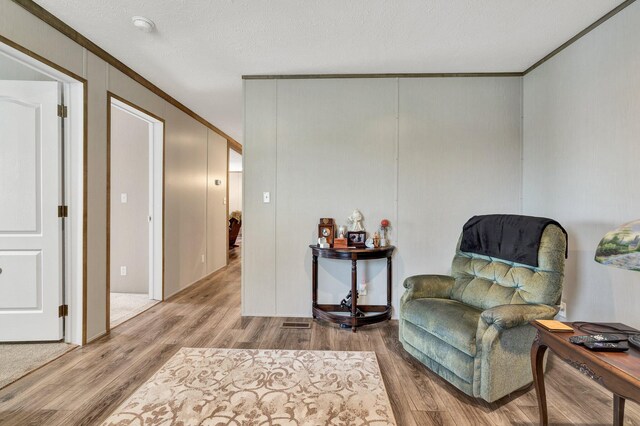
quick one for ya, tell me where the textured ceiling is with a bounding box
[34,0,623,142]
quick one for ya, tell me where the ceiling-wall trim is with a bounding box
[523,0,636,75]
[243,72,524,80]
[12,0,242,153]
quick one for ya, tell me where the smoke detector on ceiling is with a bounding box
[131,16,156,33]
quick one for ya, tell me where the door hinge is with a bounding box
[57,104,68,118]
[58,304,69,317]
[58,205,68,218]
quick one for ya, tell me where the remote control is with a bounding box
[569,334,627,345]
[583,341,629,352]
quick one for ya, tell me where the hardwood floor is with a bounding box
[1,248,638,425]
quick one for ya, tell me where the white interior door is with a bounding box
[0,81,62,341]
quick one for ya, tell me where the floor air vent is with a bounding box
[281,322,311,329]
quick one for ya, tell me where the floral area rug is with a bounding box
[102,348,397,425]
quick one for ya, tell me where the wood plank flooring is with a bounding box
[1,249,639,425]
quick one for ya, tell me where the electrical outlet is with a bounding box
[223,196,227,205]
[201,254,205,263]
[120,193,127,203]
[558,301,567,318]
[120,266,127,276]
[263,192,270,203]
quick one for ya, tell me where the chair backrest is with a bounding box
[229,218,241,247]
[450,224,566,310]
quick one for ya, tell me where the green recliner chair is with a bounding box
[399,218,566,403]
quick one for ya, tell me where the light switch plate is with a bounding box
[263,192,270,203]
[120,193,128,203]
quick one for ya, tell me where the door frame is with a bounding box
[227,143,242,264]
[0,36,86,345]
[106,92,165,333]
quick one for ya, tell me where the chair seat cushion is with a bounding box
[401,298,481,356]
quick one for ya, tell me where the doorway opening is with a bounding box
[0,38,85,388]
[107,94,164,330]
[228,148,242,256]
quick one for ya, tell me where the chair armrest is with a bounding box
[401,275,454,303]
[480,304,559,330]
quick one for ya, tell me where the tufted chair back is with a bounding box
[450,224,566,311]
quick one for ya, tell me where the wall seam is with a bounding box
[274,79,278,316]
[394,77,400,318]
[205,129,209,274]
[520,76,524,214]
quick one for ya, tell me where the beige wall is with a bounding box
[523,1,640,328]
[0,0,230,342]
[228,172,242,214]
[243,77,523,317]
[207,129,229,275]
[109,106,149,294]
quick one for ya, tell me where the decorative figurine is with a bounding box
[365,238,375,248]
[317,237,330,249]
[338,225,347,238]
[373,231,381,248]
[347,209,365,232]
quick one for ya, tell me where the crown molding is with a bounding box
[523,0,636,75]
[242,72,523,80]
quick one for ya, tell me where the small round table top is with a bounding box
[309,245,395,260]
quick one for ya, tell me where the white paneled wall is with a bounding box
[243,80,277,316]
[523,1,640,328]
[244,77,523,317]
[397,77,523,311]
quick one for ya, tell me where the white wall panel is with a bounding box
[244,77,522,317]
[523,1,640,328]
[243,80,277,316]
[397,77,522,311]
[275,79,397,316]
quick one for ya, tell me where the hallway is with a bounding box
[0,250,639,425]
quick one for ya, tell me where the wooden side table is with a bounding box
[530,321,640,426]
[309,245,395,332]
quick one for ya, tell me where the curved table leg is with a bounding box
[312,255,318,318]
[531,334,549,426]
[351,259,357,333]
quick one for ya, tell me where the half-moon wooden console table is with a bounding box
[309,245,395,332]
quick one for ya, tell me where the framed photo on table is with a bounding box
[347,231,366,248]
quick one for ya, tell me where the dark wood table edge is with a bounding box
[530,321,640,426]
